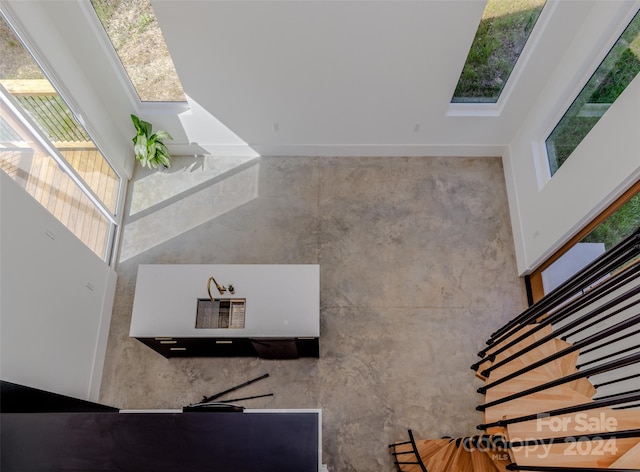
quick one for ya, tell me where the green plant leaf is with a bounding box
[148,141,157,159]
[141,120,152,137]
[131,114,141,131]
[156,141,168,153]
[131,114,151,136]
[134,134,148,159]
[158,153,171,167]
[131,114,172,169]
[154,130,173,141]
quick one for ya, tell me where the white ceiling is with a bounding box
[152,0,587,157]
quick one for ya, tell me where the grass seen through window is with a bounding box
[546,10,640,175]
[452,0,546,103]
[90,0,185,102]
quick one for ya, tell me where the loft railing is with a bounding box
[480,230,640,355]
[0,79,91,144]
[476,227,640,470]
[390,230,640,471]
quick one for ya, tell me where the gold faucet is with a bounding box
[207,276,235,300]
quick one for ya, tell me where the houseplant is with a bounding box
[131,114,173,169]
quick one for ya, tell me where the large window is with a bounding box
[546,10,640,175]
[530,181,640,300]
[90,0,185,102]
[0,15,121,262]
[452,0,546,103]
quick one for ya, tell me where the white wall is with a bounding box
[504,1,640,275]
[0,173,116,402]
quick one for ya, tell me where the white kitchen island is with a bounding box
[130,264,320,358]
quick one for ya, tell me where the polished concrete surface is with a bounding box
[101,155,526,471]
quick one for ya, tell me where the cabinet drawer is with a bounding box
[135,337,318,358]
[136,337,257,358]
[296,338,319,358]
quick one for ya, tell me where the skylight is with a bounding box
[90,0,185,102]
[452,0,546,103]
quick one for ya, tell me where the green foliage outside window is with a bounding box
[546,11,640,175]
[582,193,640,251]
[452,0,546,103]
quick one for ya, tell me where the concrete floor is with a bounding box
[101,155,526,471]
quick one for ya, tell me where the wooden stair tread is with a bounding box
[485,425,508,436]
[490,449,514,472]
[469,435,512,472]
[485,359,573,383]
[469,448,500,472]
[424,440,458,471]
[484,325,551,358]
[483,377,596,404]
[565,377,597,397]
[415,438,450,462]
[484,325,536,354]
[416,435,515,472]
[507,407,640,439]
[484,380,595,405]
[484,373,561,392]
[486,338,578,382]
[557,347,580,377]
[494,338,565,367]
[512,437,639,467]
[449,441,473,470]
[486,369,552,382]
[609,441,640,467]
[483,392,594,425]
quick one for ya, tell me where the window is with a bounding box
[90,0,185,102]
[546,10,640,175]
[0,15,121,262]
[529,181,640,300]
[452,0,546,103]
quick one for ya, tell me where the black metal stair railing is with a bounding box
[476,274,640,378]
[389,230,640,471]
[507,464,640,472]
[474,227,640,470]
[476,351,640,412]
[477,390,640,431]
[477,309,640,393]
[388,429,428,472]
[472,262,640,372]
[488,228,640,344]
[507,466,640,471]
[505,429,640,472]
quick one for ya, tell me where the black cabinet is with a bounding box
[136,336,319,359]
[1,411,319,472]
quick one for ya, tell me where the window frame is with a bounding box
[1,85,120,263]
[542,7,640,177]
[81,0,187,106]
[449,0,551,110]
[528,179,640,303]
[0,8,126,265]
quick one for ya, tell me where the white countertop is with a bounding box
[129,264,320,338]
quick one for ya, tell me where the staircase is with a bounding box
[390,229,640,471]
